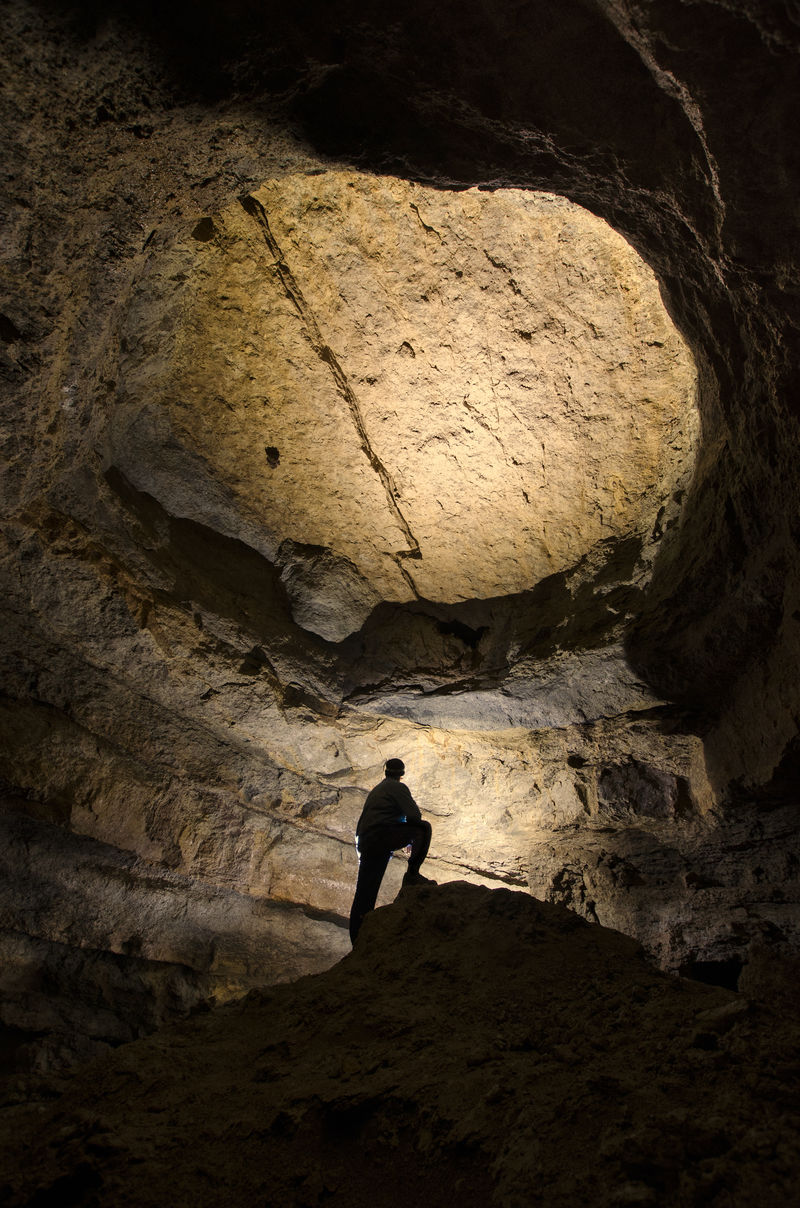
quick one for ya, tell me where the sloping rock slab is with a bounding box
[1,883,798,1207]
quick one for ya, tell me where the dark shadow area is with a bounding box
[680,957,743,993]
[3,881,798,1205]
[729,733,800,809]
[105,466,296,640]
[104,467,338,717]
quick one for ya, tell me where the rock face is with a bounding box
[1,884,798,1207]
[1,0,799,1079]
[111,174,696,637]
[0,803,349,1079]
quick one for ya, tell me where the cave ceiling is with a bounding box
[111,173,697,642]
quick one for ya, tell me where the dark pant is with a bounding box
[349,820,432,944]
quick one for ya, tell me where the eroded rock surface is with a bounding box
[111,174,696,637]
[1,0,799,1081]
[1,884,798,1207]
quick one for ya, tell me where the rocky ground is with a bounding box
[1,882,798,1208]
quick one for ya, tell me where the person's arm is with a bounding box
[398,782,422,824]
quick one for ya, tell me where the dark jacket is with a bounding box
[356,777,421,837]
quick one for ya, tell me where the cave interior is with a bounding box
[1,0,800,1187]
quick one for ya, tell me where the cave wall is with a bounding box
[111,173,697,636]
[1,0,799,1078]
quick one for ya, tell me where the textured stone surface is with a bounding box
[109,173,697,638]
[1,884,799,1207]
[0,804,349,1071]
[1,0,799,1079]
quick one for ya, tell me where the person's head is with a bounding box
[385,758,405,780]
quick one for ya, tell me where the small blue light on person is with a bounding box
[348,758,434,943]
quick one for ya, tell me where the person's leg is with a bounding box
[379,821,433,880]
[404,820,432,877]
[349,841,392,944]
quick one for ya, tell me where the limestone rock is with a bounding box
[109,172,697,638]
[2,0,800,1085]
[2,884,798,1207]
[276,540,383,642]
[0,805,350,1083]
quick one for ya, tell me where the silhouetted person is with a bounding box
[349,758,434,944]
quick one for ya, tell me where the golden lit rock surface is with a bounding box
[111,173,697,638]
